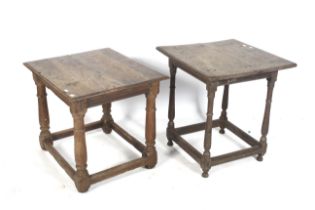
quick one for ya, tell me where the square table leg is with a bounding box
[144,82,159,168]
[167,60,177,146]
[201,83,217,178]
[257,72,278,161]
[33,73,52,150]
[70,103,90,192]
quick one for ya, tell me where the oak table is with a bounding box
[157,39,297,177]
[24,49,167,192]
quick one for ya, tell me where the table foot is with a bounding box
[166,127,174,146]
[74,170,90,193]
[202,172,209,178]
[167,141,173,146]
[256,155,263,162]
[39,131,53,150]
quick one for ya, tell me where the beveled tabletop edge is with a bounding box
[156,39,297,82]
[23,53,169,83]
[156,48,209,82]
[235,40,298,69]
[23,48,169,103]
[23,48,169,82]
[26,67,72,105]
[23,48,107,66]
[26,69,168,106]
[156,39,298,67]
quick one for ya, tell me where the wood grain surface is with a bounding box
[24,48,167,101]
[157,39,296,82]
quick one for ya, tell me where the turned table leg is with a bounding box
[33,74,52,150]
[143,82,159,168]
[101,103,113,134]
[257,72,278,161]
[167,60,177,146]
[70,103,90,192]
[219,85,229,134]
[201,83,217,178]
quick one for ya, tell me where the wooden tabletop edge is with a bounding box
[280,62,298,70]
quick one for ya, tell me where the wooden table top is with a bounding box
[24,48,168,100]
[157,39,297,82]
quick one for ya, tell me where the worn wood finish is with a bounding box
[25,49,167,100]
[219,85,229,134]
[143,81,159,168]
[33,73,52,150]
[51,120,102,141]
[157,39,297,82]
[45,143,76,179]
[25,49,167,192]
[175,120,220,135]
[24,49,167,108]
[112,122,146,153]
[70,103,90,192]
[170,122,262,166]
[90,157,147,184]
[200,84,217,178]
[101,103,113,134]
[211,145,261,166]
[172,130,202,164]
[257,72,278,161]
[158,39,296,177]
[225,121,260,147]
[166,60,177,146]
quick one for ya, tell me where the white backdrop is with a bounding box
[1,0,314,209]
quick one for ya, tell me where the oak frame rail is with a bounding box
[170,119,262,168]
[44,120,148,188]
